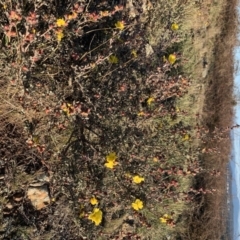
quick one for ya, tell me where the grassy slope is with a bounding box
[145,0,237,239]
[0,0,237,239]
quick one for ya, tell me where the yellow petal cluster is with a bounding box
[106,152,117,162]
[90,197,98,205]
[171,23,179,31]
[131,50,137,58]
[147,97,154,105]
[56,18,66,27]
[132,199,143,211]
[105,152,118,169]
[168,54,176,65]
[56,30,64,42]
[132,175,144,184]
[61,103,73,116]
[109,55,119,64]
[137,111,145,116]
[88,208,103,226]
[182,134,190,141]
[67,12,77,20]
[115,21,125,30]
[160,214,172,223]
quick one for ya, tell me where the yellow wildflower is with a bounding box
[168,54,176,65]
[32,135,40,144]
[105,152,118,169]
[56,18,66,27]
[147,97,154,105]
[105,161,117,169]
[153,157,158,162]
[88,208,103,226]
[79,211,85,218]
[132,199,143,211]
[115,21,125,30]
[90,197,98,205]
[106,152,117,162]
[100,11,109,17]
[67,12,77,20]
[160,217,167,223]
[160,214,172,224]
[61,103,73,116]
[171,23,179,31]
[109,55,119,64]
[79,204,85,218]
[56,30,64,42]
[131,50,137,58]
[132,175,144,184]
[138,111,145,116]
[182,134,190,141]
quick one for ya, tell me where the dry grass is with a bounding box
[182,0,238,239]
[0,0,237,239]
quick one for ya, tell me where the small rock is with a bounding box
[27,185,50,210]
[13,192,23,202]
[145,44,154,57]
[202,67,208,78]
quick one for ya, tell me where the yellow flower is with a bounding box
[109,55,119,64]
[171,23,179,31]
[105,161,117,169]
[168,54,176,65]
[88,208,103,226]
[32,135,40,144]
[61,103,73,116]
[138,111,145,116]
[147,97,154,105]
[100,11,109,17]
[67,12,77,20]
[90,197,98,205]
[182,134,190,141]
[131,50,137,58]
[160,214,172,224]
[56,18,66,27]
[56,30,64,42]
[79,211,85,218]
[79,204,85,218]
[106,152,117,162]
[105,152,118,169]
[160,217,167,223]
[132,199,143,211]
[115,21,125,30]
[133,175,144,184]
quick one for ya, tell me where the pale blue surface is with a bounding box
[230,39,240,239]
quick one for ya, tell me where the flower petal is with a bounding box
[88,208,103,226]
[90,197,98,205]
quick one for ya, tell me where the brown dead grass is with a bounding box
[185,0,238,239]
